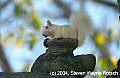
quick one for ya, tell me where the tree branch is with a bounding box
[0,44,12,72]
[93,0,117,9]
[53,0,71,18]
[0,0,11,10]
[117,0,120,12]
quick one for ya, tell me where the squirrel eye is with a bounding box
[45,26,48,29]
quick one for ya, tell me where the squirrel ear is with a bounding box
[47,20,51,26]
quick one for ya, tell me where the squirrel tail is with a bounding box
[70,10,93,47]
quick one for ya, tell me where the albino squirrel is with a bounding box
[42,10,92,47]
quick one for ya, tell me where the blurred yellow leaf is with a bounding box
[21,64,30,72]
[14,5,21,16]
[112,30,119,39]
[99,58,107,71]
[110,56,117,67]
[105,36,111,43]
[14,38,23,49]
[17,38,23,45]
[97,74,104,78]
[29,36,36,49]
[31,13,41,30]
[94,33,105,45]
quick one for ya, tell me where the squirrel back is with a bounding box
[42,10,92,47]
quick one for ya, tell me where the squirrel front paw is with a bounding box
[43,38,50,48]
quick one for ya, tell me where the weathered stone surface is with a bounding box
[0,38,96,78]
[31,38,96,78]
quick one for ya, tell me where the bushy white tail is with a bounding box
[70,10,93,46]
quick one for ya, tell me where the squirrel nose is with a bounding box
[42,34,47,37]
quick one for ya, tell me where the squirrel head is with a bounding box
[42,20,54,38]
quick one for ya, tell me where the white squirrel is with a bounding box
[42,10,93,47]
